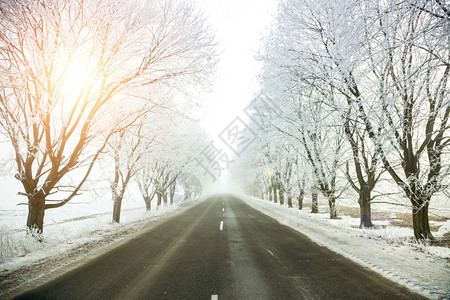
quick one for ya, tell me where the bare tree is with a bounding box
[299,102,346,219]
[321,0,450,239]
[109,121,154,223]
[0,0,217,235]
[135,158,157,211]
[178,172,202,203]
[357,1,449,239]
[258,0,449,237]
[134,117,207,210]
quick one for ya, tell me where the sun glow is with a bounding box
[56,52,103,109]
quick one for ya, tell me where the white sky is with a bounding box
[0,1,279,206]
[194,0,279,136]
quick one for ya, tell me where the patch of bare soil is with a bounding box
[338,205,450,250]
[339,205,449,228]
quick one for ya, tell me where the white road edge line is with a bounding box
[220,221,223,231]
[211,295,219,300]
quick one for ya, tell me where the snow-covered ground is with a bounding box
[0,189,196,297]
[1,191,449,298]
[239,194,450,300]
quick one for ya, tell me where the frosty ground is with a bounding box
[0,192,191,297]
[241,195,450,300]
[1,194,449,299]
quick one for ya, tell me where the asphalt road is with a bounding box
[14,194,425,300]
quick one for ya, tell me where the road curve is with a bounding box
[13,194,425,300]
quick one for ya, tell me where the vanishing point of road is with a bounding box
[13,194,425,300]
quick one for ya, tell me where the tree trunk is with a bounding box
[279,185,285,205]
[112,194,123,223]
[27,192,46,236]
[328,196,338,219]
[358,187,373,228]
[412,199,434,240]
[298,188,304,210]
[268,186,273,202]
[311,189,318,213]
[169,181,176,205]
[183,185,192,202]
[144,196,152,211]
[163,192,168,205]
[287,193,293,208]
[273,185,278,203]
[157,192,162,208]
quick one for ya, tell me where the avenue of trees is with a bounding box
[105,111,208,223]
[0,0,217,235]
[243,0,449,240]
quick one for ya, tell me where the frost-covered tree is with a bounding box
[108,120,155,223]
[304,0,450,238]
[297,94,346,219]
[0,0,217,234]
[255,0,449,237]
[353,1,450,239]
[251,21,348,219]
[278,0,385,227]
[241,139,274,200]
[134,117,208,210]
[178,172,202,203]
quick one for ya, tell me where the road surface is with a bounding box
[14,194,425,299]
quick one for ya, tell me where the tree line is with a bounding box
[0,0,217,237]
[242,0,449,240]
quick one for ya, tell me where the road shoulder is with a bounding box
[0,203,197,299]
[239,194,450,300]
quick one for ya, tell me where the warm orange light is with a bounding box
[60,56,102,103]
[49,45,104,113]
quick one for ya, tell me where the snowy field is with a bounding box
[1,191,449,298]
[0,185,195,297]
[0,197,184,260]
[240,194,450,300]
